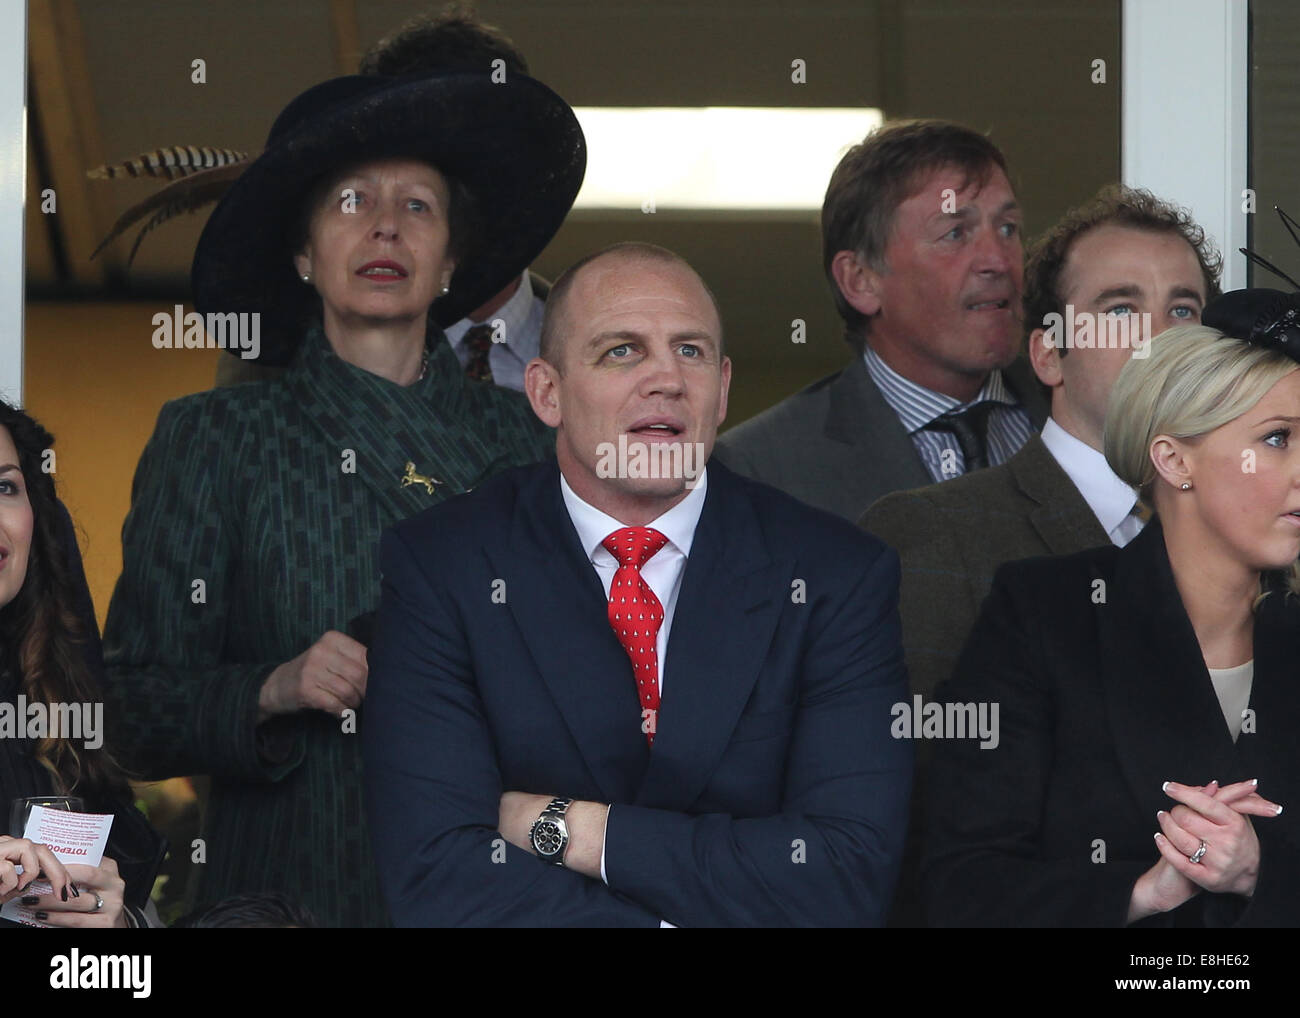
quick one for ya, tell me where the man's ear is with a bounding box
[716,355,732,428]
[293,248,312,279]
[1028,326,1064,388]
[524,357,562,428]
[830,250,883,318]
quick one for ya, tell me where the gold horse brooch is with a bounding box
[400,461,443,495]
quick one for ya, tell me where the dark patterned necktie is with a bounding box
[601,526,668,747]
[463,323,494,384]
[923,400,998,473]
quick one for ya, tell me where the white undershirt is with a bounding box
[1207,660,1254,742]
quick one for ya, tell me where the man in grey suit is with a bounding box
[863,185,1221,925]
[714,120,1048,521]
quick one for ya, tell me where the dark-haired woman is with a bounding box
[0,404,164,927]
[102,70,584,926]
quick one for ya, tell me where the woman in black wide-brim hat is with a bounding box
[102,70,583,926]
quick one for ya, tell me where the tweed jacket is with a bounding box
[713,354,1049,523]
[102,325,553,926]
[862,433,1110,700]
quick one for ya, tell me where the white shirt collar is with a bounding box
[1039,418,1139,534]
[560,468,708,564]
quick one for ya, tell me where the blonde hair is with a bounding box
[1104,323,1300,597]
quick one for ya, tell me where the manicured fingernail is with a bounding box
[1251,778,1259,786]
[60,886,67,902]
[1156,810,1166,820]
[1162,781,1170,792]
[1277,805,1284,815]
[68,884,79,898]
[20,895,38,905]
[1153,833,1163,842]
[34,911,48,919]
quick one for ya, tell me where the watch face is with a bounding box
[534,820,564,856]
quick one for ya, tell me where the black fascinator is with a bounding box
[1201,207,1300,364]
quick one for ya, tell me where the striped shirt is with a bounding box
[863,345,1035,483]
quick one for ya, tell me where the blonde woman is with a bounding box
[922,298,1300,927]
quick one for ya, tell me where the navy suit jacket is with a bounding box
[363,458,912,926]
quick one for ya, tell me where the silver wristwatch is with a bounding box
[528,797,574,864]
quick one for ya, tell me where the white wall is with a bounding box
[1123,0,1249,290]
[0,0,26,404]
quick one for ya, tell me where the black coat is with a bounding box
[922,519,1300,927]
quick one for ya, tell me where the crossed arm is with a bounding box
[363,526,912,927]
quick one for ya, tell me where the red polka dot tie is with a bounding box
[601,526,668,747]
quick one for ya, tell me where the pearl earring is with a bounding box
[1180,482,1192,491]
[439,284,450,297]
[301,273,311,284]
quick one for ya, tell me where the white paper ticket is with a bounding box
[2,805,114,927]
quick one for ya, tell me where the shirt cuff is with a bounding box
[599,804,611,884]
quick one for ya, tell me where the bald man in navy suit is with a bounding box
[364,243,911,926]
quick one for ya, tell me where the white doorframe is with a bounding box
[1123,0,1249,290]
[0,0,27,404]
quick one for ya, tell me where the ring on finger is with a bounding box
[1189,840,1208,864]
[92,892,104,913]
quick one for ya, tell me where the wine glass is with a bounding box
[7,796,85,839]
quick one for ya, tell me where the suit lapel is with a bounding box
[823,356,931,508]
[1008,436,1112,555]
[636,465,789,808]
[1097,521,1239,817]
[1235,585,1300,791]
[489,467,649,803]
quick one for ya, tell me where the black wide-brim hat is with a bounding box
[192,71,586,364]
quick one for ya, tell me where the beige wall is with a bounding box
[25,302,220,628]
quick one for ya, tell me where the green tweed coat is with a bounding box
[102,326,554,926]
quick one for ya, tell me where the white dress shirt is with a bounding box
[1039,418,1145,547]
[443,270,544,392]
[559,468,708,924]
